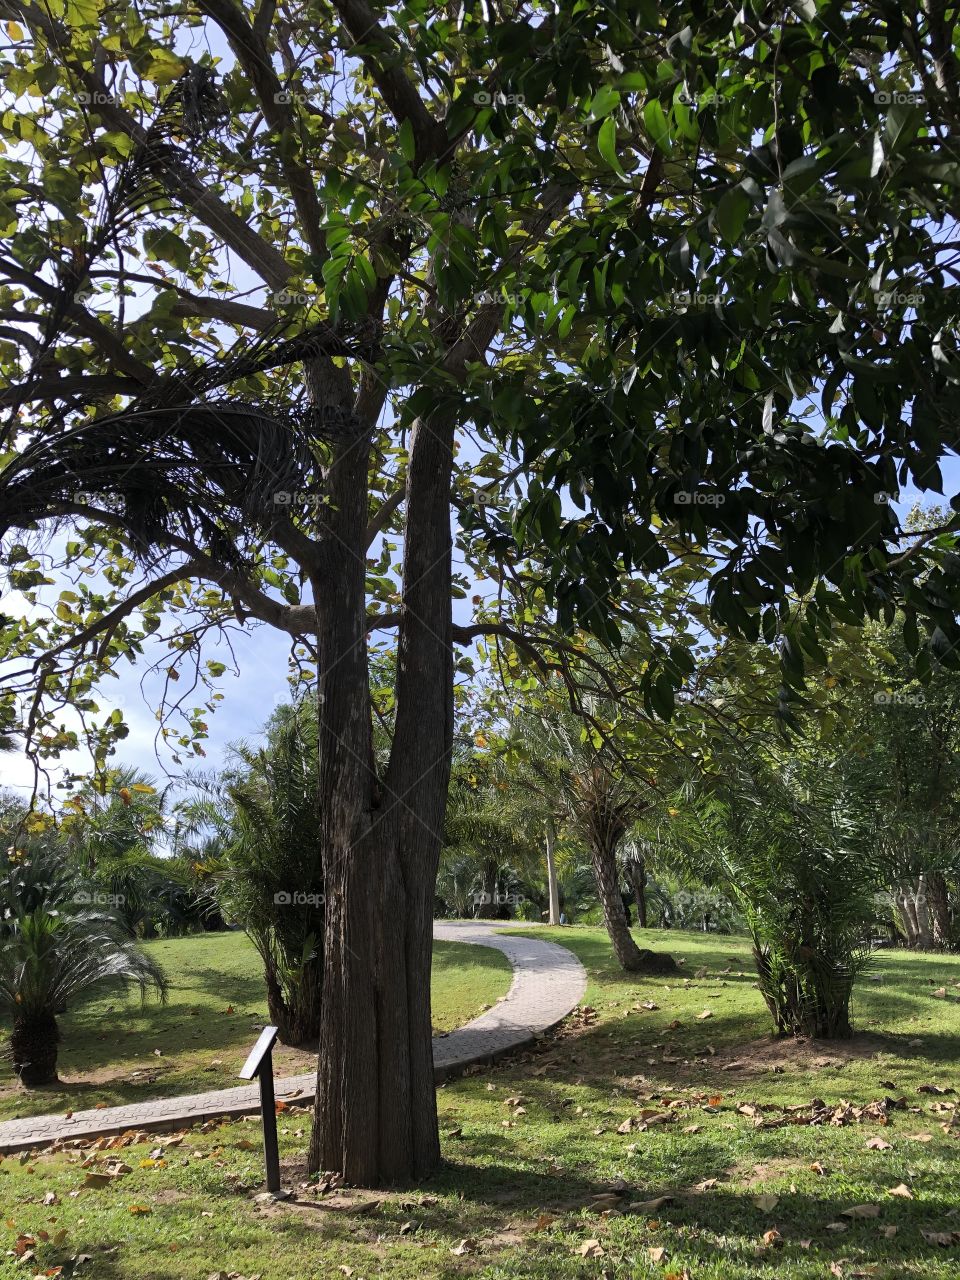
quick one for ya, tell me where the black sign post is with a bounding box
[239,1025,281,1195]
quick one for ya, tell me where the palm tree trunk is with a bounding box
[545,816,561,925]
[12,1013,59,1087]
[590,836,676,973]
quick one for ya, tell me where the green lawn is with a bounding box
[1,927,959,1279]
[0,931,512,1123]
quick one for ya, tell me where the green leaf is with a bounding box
[715,185,751,244]
[643,98,672,154]
[398,118,415,164]
[597,116,623,174]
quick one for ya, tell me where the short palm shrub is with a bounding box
[0,844,167,1086]
[683,761,880,1039]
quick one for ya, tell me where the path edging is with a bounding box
[0,922,586,1153]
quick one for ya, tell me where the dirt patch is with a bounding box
[710,1032,890,1076]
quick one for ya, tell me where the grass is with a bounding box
[1,926,959,1279]
[0,932,512,1123]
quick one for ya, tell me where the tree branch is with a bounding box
[196,0,326,261]
[328,0,446,166]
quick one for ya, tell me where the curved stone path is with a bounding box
[0,921,586,1153]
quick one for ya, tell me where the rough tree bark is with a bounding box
[926,871,952,950]
[307,400,455,1186]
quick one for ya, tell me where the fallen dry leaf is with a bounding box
[577,1240,604,1258]
[866,1137,893,1150]
[921,1229,960,1246]
[648,1246,669,1263]
[753,1194,779,1212]
[450,1239,479,1257]
[842,1203,881,1219]
[762,1228,783,1247]
[888,1183,914,1199]
[628,1196,672,1213]
[697,1010,713,1020]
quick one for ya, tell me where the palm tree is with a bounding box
[0,844,167,1086]
[180,702,325,1047]
[672,756,881,1039]
[513,708,677,972]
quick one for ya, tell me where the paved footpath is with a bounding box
[0,921,586,1153]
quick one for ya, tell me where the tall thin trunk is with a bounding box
[545,815,561,925]
[916,873,934,950]
[474,857,499,918]
[898,886,920,947]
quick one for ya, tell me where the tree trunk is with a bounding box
[308,398,455,1186]
[545,815,561,925]
[11,1013,59,1087]
[898,885,920,947]
[916,874,934,950]
[590,836,675,973]
[626,856,647,928]
[926,871,952,950]
[473,857,499,918]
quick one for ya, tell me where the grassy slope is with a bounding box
[1,927,958,1279]
[0,932,512,1122]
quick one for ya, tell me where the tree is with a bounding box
[0,843,167,1085]
[510,701,679,971]
[5,0,960,1183]
[670,749,882,1038]
[193,702,326,1046]
[839,622,960,951]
